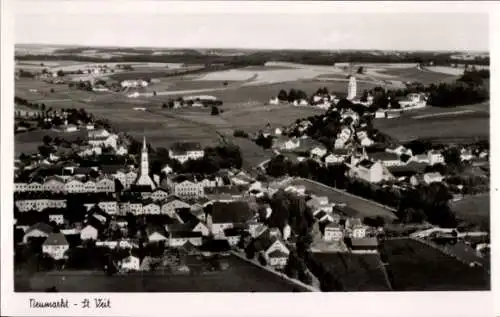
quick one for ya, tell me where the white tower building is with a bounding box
[135,137,156,189]
[347,76,357,100]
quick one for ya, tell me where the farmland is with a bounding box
[310,252,391,291]
[286,178,398,220]
[373,103,490,144]
[379,238,489,291]
[450,194,490,231]
[377,66,459,84]
[15,255,306,292]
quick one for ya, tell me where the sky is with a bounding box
[14,2,490,52]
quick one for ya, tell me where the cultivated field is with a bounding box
[377,67,459,84]
[310,253,391,291]
[450,194,490,231]
[380,238,489,291]
[287,178,398,220]
[15,255,304,292]
[374,103,490,144]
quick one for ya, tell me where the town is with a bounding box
[13,54,490,292]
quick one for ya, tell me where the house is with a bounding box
[423,172,445,184]
[310,146,328,159]
[171,178,205,198]
[349,237,379,253]
[96,177,115,193]
[26,181,43,192]
[62,124,78,133]
[43,177,65,193]
[47,211,65,225]
[115,145,128,156]
[349,160,385,183]
[324,222,343,242]
[192,221,210,236]
[252,229,290,268]
[80,224,99,241]
[223,228,243,246]
[168,231,203,248]
[89,134,119,150]
[64,179,85,193]
[275,137,301,151]
[151,188,170,201]
[161,196,191,217]
[346,218,366,239]
[42,233,70,260]
[168,142,204,163]
[369,152,404,167]
[412,154,430,164]
[375,109,386,118]
[428,150,445,166]
[79,146,103,157]
[386,145,413,157]
[147,227,168,243]
[161,164,173,175]
[324,150,349,165]
[267,249,289,268]
[206,201,254,235]
[23,222,53,243]
[121,255,141,271]
[284,185,306,195]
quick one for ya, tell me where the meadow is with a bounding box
[379,238,489,291]
[15,255,305,292]
[450,194,490,231]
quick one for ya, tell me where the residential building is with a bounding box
[80,224,99,241]
[267,249,289,268]
[207,201,254,235]
[143,202,161,215]
[423,172,445,184]
[48,212,65,225]
[96,177,115,193]
[151,188,169,201]
[121,255,140,271]
[310,146,328,159]
[26,182,43,192]
[89,134,119,150]
[275,137,301,151]
[23,222,53,243]
[43,177,65,193]
[168,142,204,163]
[171,179,205,198]
[428,150,445,166]
[349,237,379,253]
[161,196,191,217]
[42,233,70,260]
[324,222,343,242]
[369,152,405,167]
[386,145,413,157]
[349,160,385,183]
[346,218,367,239]
[64,179,85,193]
[16,199,67,212]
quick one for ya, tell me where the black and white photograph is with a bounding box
[1,1,497,316]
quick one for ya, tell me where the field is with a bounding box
[377,66,458,84]
[287,178,397,220]
[374,103,490,144]
[380,239,489,291]
[15,255,305,292]
[450,194,490,231]
[310,253,391,291]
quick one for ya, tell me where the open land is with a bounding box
[310,253,391,291]
[15,255,306,292]
[450,194,490,231]
[380,238,489,291]
[286,178,398,220]
[373,102,490,144]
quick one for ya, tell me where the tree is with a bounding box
[278,89,288,101]
[57,70,65,77]
[50,88,55,93]
[357,66,364,74]
[211,106,220,116]
[258,253,267,266]
[42,135,53,146]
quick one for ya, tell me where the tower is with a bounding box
[347,76,357,100]
[135,136,156,189]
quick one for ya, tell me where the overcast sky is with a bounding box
[14,2,489,51]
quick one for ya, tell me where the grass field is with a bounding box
[380,238,490,291]
[374,104,489,143]
[377,67,458,84]
[287,178,397,220]
[310,253,391,291]
[450,194,490,231]
[15,255,305,292]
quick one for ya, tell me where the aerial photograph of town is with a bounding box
[11,7,490,293]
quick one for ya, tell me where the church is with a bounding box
[134,137,157,190]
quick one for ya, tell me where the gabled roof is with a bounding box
[169,142,203,155]
[208,201,254,224]
[26,222,53,235]
[268,249,289,258]
[199,239,231,252]
[350,237,378,248]
[224,227,243,237]
[170,231,203,238]
[369,151,400,161]
[176,208,198,224]
[43,232,69,246]
[315,210,328,219]
[357,159,375,169]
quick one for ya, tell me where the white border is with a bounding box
[1,2,498,317]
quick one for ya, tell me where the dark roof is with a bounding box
[43,207,66,215]
[74,167,94,175]
[26,222,53,235]
[204,186,244,196]
[170,142,202,155]
[357,159,375,169]
[224,227,243,237]
[268,249,289,258]
[208,201,254,224]
[165,223,195,233]
[315,210,328,219]
[176,208,199,224]
[100,164,126,174]
[369,151,400,161]
[130,184,153,193]
[170,231,203,238]
[199,239,231,252]
[43,232,69,246]
[146,226,167,237]
[388,162,427,175]
[252,229,277,252]
[350,237,379,248]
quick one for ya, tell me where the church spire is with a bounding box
[142,136,147,151]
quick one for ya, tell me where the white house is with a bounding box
[43,177,65,193]
[168,142,205,163]
[23,223,53,243]
[324,151,348,165]
[423,172,444,184]
[324,223,343,242]
[48,213,65,225]
[428,150,445,166]
[172,180,205,198]
[310,146,328,159]
[161,196,191,217]
[42,233,69,260]
[121,255,140,271]
[162,164,173,175]
[349,160,385,183]
[386,145,413,157]
[80,224,99,240]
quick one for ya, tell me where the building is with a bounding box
[324,222,343,242]
[310,146,328,159]
[80,224,99,241]
[42,233,70,260]
[43,177,65,193]
[96,177,115,193]
[267,249,289,268]
[151,188,169,201]
[275,137,301,151]
[121,255,140,271]
[350,160,385,183]
[161,196,191,217]
[88,133,119,150]
[428,150,445,166]
[168,142,204,163]
[23,222,53,243]
[386,145,413,157]
[135,137,156,190]
[207,201,254,235]
[422,172,445,185]
[347,76,357,100]
[349,237,379,253]
[346,218,367,239]
[369,152,405,167]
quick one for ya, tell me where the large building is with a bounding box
[168,142,205,163]
[135,137,156,189]
[347,76,357,100]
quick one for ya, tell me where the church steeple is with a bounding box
[142,136,147,151]
[135,136,156,189]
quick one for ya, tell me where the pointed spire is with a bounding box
[142,136,147,151]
